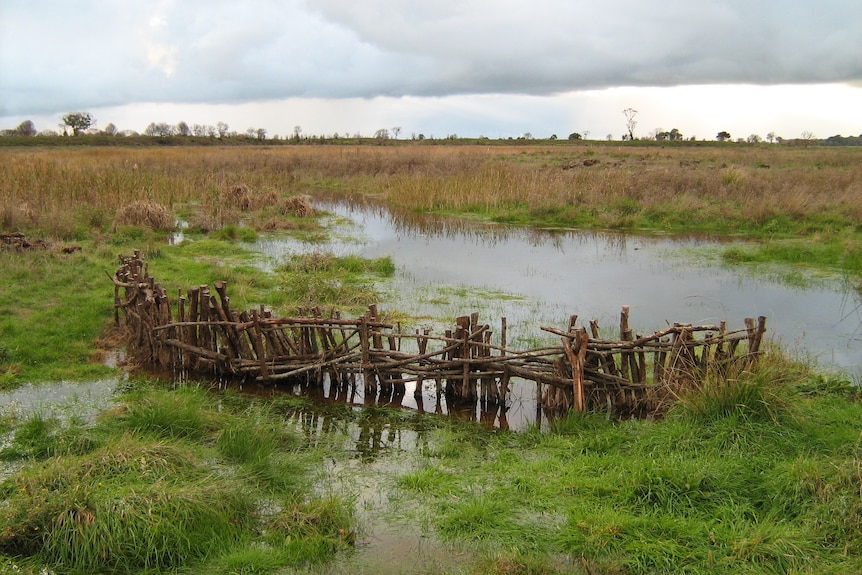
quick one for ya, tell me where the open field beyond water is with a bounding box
[2,143,860,255]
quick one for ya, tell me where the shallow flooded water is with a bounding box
[256,201,861,382]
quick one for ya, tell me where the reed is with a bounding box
[2,144,859,240]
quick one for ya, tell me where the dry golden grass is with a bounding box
[111,200,174,231]
[0,143,859,238]
[281,195,315,217]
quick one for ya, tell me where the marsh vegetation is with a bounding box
[1,143,860,574]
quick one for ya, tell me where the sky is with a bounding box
[1,1,861,141]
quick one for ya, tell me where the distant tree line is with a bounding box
[3,111,862,147]
[822,134,862,146]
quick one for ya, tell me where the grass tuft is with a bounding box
[111,200,174,231]
[670,360,792,424]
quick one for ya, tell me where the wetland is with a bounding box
[1,143,861,574]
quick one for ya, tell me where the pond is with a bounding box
[256,200,860,381]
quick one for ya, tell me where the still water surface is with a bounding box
[257,202,860,380]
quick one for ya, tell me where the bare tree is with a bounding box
[747,134,763,144]
[192,124,207,137]
[145,122,176,137]
[256,128,267,140]
[391,126,401,139]
[176,121,191,136]
[766,132,775,144]
[103,122,118,136]
[217,122,230,138]
[623,108,638,140]
[374,128,390,139]
[293,125,302,141]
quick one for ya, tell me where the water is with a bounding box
[256,201,861,381]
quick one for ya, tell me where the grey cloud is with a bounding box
[1,0,860,116]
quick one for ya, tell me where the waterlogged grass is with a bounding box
[721,237,862,280]
[0,249,119,387]
[274,252,395,310]
[0,381,355,574]
[392,361,862,574]
[0,241,260,387]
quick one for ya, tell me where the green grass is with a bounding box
[721,236,862,275]
[0,236,300,387]
[0,381,355,574]
[274,252,395,309]
[208,223,259,242]
[391,361,862,574]
[0,248,119,386]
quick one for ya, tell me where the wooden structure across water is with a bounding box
[111,251,767,417]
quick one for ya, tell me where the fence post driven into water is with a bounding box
[110,253,769,419]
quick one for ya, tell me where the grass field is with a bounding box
[2,143,860,276]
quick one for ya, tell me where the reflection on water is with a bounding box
[256,199,861,382]
[222,373,542,433]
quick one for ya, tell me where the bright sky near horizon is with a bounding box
[1,1,861,140]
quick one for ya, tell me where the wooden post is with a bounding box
[619,306,632,381]
[360,312,375,395]
[250,309,269,382]
[563,328,588,412]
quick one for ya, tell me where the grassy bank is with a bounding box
[3,356,859,575]
[0,237,394,388]
[0,381,355,574]
[2,144,860,278]
[393,363,862,574]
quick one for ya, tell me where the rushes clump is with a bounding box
[670,360,792,424]
[281,195,316,217]
[111,200,173,231]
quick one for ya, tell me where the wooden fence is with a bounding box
[110,251,767,417]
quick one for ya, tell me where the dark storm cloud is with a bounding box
[1,0,860,116]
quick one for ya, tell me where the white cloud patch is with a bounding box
[149,15,167,28]
[146,43,177,77]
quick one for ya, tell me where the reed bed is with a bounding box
[2,144,860,239]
